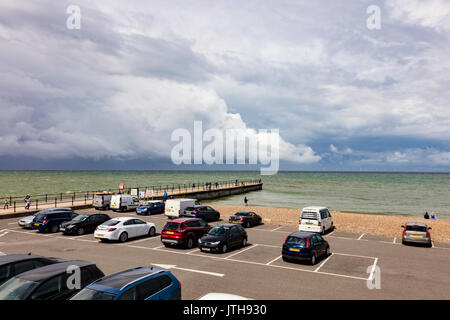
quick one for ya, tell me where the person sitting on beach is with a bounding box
[430,212,437,219]
[424,211,430,219]
[3,198,8,210]
[244,197,248,207]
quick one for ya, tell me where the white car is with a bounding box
[298,206,333,234]
[197,293,252,300]
[94,217,156,242]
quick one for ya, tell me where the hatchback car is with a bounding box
[298,206,333,234]
[0,254,65,286]
[136,201,165,216]
[60,212,111,235]
[229,211,262,228]
[401,222,432,247]
[161,218,212,249]
[18,208,73,229]
[282,232,331,265]
[70,266,181,300]
[94,217,156,242]
[32,210,78,233]
[0,260,104,300]
[182,205,220,222]
[198,224,247,253]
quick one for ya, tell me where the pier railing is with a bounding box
[1,179,262,213]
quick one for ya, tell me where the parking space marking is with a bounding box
[357,233,365,240]
[314,254,333,273]
[0,232,8,238]
[270,226,284,232]
[265,255,282,266]
[393,237,396,244]
[367,258,379,281]
[224,244,258,259]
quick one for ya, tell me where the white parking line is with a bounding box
[393,237,396,244]
[357,233,365,240]
[367,258,379,281]
[314,254,333,272]
[0,232,8,238]
[224,244,258,259]
[266,255,282,266]
[270,226,284,232]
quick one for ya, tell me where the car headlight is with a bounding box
[198,239,202,244]
[211,241,221,245]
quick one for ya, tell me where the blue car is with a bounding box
[282,232,331,265]
[32,210,78,233]
[70,266,181,300]
[136,201,165,216]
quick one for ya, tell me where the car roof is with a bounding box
[109,217,134,222]
[215,223,239,228]
[0,254,44,265]
[15,260,95,282]
[90,266,167,291]
[405,222,427,227]
[77,212,105,216]
[198,293,252,300]
[302,206,328,211]
[169,217,200,223]
[288,231,317,238]
[234,211,252,215]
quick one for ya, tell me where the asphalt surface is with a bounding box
[0,208,449,300]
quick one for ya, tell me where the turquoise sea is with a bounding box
[0,171,448,219]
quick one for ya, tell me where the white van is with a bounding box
[164,198,199,219]
[298,206,333,234]
[110,194,140,212]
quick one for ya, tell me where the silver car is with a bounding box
[401,222,432,247]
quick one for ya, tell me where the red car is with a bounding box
[161,218,212,249]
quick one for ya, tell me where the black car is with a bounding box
[60,212,111,235]
[182,205,220,222]
[0,260,104,300]
[229,211,262,228]
[0,254,65,286]
[32,210,78,233]
[198,224,247,253]
[282,232,331,265]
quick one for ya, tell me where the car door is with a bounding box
[133,219,149,237]
[229,226,241,247]
[197,219,211,237]
[84,216,96,232]
[135,277,164,300]
[123,219,138,238]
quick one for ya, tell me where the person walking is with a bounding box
[163,191,168,203]
[3,198,8,210]
[24,195,31,210]
[244,196,248,207]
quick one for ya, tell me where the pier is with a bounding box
[0,179,263,219]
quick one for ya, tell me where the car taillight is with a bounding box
[299,220,301,224]
[318,221,322,227]
[306,238,310,248]
[194,209,198,213]
[240,217,246,221]
[426,229,430,237]
[403,228,407,235]
[229,216,233,220]
[43,220,48,225]
[107,228,116,232]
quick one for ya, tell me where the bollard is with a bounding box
[72,196,74,206]
[55,197,57,208]
[35,200,38,210]
[14,201,16,213]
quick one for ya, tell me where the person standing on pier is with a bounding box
[244,197,248,207]
[3,198,8,210]
[24,194,31,209]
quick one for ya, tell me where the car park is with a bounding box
[298,206,333,234]
[164,198,199,219]
[282,232,331,265]
[0,260,104,300]
[198,223,247,253]
[92,192,114,210]
[31,210,78,233]
[229,211,262,228]
[70,266,181,300]
[94,217,156,242]
[161,218,212,249]
[136,200,165,215]
[0,254,65,286]
[60,212,111,235]
[110,194,140,212]
[182,205,220,222]
[18,208,73,229]
[401,222,432,247]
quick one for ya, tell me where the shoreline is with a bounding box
[212,204,450,244]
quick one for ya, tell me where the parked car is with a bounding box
[282,231,331,265]
[136,200,165,215]
[60,212,111,235]
[164,198,199,219]
[70,266,181,300]
[94,217,156,242]
[31,210,78,233]
[197,293,252,300]
[92,192,114,210]
[161,218,212,249]
[0,254,65,286]
[182,205,220,222]
[18,208,73,229]
[198,224,247,253]
[110,194,140,212]
[229,211,262,228]
[401,222,432,247]
[0,260,104,300]
[298,206,333,234]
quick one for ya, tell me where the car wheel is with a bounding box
[51,225,59,233]
[186,237,194,249]
[326,246,331,257]
[310,252,317,265]
[221,243,228,253]
[119,232,128,242]
[242,237,247,247]
[148,227,156,237]
[77,228,85,235]
[163,243,171,248]
[282,256,290,262]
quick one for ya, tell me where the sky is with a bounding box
[0,0,449,172]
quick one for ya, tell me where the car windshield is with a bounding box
[165,222,182,230]
[235,212,250,216]
[208,226,229,235]
[35,213,47,220]
[0,277,40,300]
[406,225,427,232]
[102,220,120,226]
[301,212,318,220]
[72,215,89,221]
[70,288,117,300]
[286,236,307,246]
